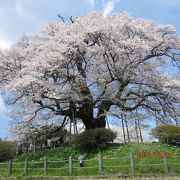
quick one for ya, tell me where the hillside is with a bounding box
[14,142,180,162]
[0,143,180,177]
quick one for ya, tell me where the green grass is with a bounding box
[0,142,180,177]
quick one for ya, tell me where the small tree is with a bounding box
[152,124,180,145]
[0,139,17,162]
[17,124,69,152]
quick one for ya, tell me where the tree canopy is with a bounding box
[0,13,180,131]
[152,124,180,144]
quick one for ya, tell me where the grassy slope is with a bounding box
[0,143,180,177]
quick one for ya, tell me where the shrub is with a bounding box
[0,139,17,162]
[152,124,180,145]
[72,128,117,150]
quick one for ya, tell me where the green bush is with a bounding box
[0,139,17,162]
[72,128,117,150]
[152,124,180,145]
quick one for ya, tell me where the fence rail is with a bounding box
[0,152,180,176]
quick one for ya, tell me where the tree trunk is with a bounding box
[138,120,143,143]
[124,114,130,143]
[82,117,95,130]
[121,114,126,143]
[78,102,107,130]
[72,97,112,131]
[82,116,106,130]
[96,116,106,128]
[135,120,139,143]
[106,117,110,129]
[69,118,72,141]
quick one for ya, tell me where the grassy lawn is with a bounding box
[0,143,180,177]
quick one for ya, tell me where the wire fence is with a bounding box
[0,152,180,176]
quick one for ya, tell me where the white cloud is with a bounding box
[0,97,5,112]
[0,37,12,50]
[88,0,95,7]
[103,0,120,17]
[0,9,3,16]
[103,1,114,17]
[15,0,23,15]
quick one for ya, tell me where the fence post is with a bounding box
[163,152,169,173]
[24,158,28,174]
[130,153,135,175]
[8,159,12,176]
[69,156,72,176]
[98,153,103,175]
[44,157,48,175]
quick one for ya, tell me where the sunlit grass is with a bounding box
[0,143,179,177]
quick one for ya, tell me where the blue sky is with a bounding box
[0,0,180,138]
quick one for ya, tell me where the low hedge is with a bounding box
[72,128,117,150]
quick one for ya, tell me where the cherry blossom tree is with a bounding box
[0,13,180,131]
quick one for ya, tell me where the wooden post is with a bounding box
[98,153,103,175]
[8,160,12,176]
[44,157,48,174]
[130,153,135,175]
[69,156,72,176]
[163,152,169,173]
[24,158,28,174]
